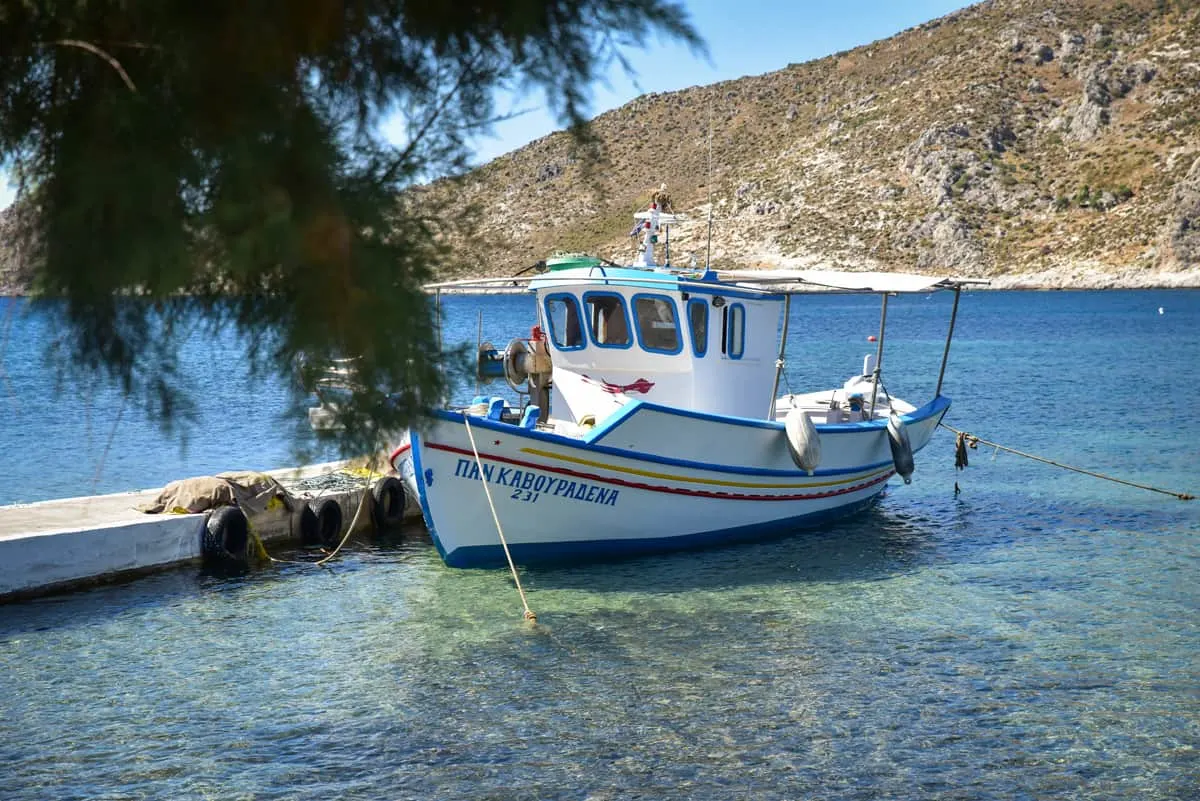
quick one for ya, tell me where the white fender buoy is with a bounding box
[785,407,821,475]
[887,413,914,484]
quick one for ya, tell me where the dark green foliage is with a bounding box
[0,0,701,456]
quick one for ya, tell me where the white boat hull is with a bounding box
[408,396,950,567]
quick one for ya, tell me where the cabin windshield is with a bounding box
[633,294,681,354]
[545,294,584,350]
[584,292,632,348]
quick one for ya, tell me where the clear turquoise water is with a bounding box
[1,290,1198,800]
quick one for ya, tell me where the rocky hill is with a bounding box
[435,0,1200,288]
[0,200,33,295]
[3,0,1198,292]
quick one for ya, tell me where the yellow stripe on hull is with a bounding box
[519,447,890,490]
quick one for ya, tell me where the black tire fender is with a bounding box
[313,498,343,547]
[371,476,407,531]
[203,506,250,564]
[297,504,320,546]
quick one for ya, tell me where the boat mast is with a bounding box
[474,308,483,398]
[934,285,962,397]
[768,294,792,419]
[435,287,446,406]
[867,293,890,418]
[704,99,714,269]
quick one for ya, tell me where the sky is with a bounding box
[0,1,972,210]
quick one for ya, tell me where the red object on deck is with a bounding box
[867,335,877,342]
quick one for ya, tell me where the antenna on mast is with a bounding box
[704,96,714,271]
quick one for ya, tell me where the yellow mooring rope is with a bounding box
[250,467,377,567]
[314,467,375,566]
[463,415,538,623]
[940,422,1195,501]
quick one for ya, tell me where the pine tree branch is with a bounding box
[52,39,138,92]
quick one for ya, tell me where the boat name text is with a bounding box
[452,459,619,507]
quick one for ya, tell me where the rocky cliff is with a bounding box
[433,0,1200,287]
[0,200,34,295]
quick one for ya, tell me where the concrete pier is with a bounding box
[0,462,404,602]
[0,489,207,599]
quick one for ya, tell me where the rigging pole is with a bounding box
[705,97,714,270]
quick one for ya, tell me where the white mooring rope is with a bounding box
[463,415,537,623]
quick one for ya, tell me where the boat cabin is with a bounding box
[528,267,785,425]
[424,197,981,439]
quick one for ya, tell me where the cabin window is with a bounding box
[722,302,745,359]
[633,294,682,354]
[687,298,708,357]
[544,293,584,351]
[583,292,632,348]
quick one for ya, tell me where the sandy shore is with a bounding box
[981,266,1200,290]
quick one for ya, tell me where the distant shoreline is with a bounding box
[980,267,1200,291]
[6,276,1200,298]
[419,270,1200,294]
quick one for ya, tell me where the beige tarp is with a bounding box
[138,471,295,515]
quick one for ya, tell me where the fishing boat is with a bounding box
[396,204,978,568]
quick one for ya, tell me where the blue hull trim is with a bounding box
[440,493,883,569]
[425,394,951,480]
[409,430,452,563]
[588,393,951,443]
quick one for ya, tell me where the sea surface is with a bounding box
[0,290,1197,800]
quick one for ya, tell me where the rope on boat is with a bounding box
[463,415,538,623]
[941,422,1195,502]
